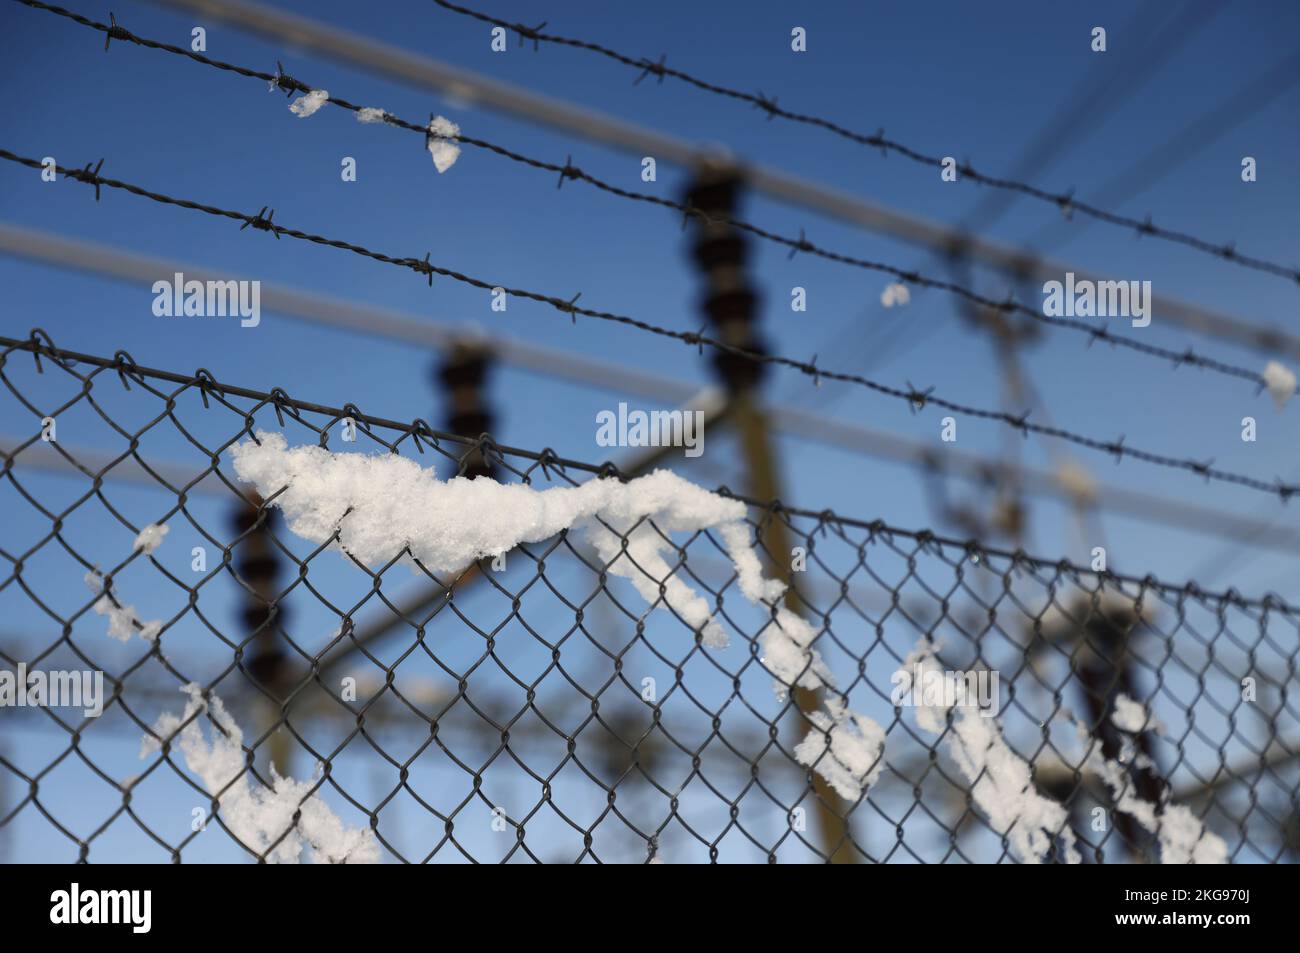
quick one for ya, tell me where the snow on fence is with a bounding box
[0,333,1295,863]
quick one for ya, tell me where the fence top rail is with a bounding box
[2,329,1295,617]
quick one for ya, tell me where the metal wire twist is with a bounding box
[1,333,1295,863]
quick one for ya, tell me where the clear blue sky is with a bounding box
[2,0,1297,584]
[1,0,1297,862]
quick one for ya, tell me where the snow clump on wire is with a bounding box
[228,431,886,799]
[133,523,169,555]
[288,88,329,118]
[426,115,461,172]
[85,571,162,643]
[143,683,379,864]
[895,639,1079,864]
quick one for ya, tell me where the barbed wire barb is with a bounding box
[2,146,1295,502]
[8,0,1280,396]
[427,0,1300,286]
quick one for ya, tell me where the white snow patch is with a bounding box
[793,698,887,801]
[228,432,885,798]
[426,115,461,173]
[288,89,329,118]
[880,283,910,308]
[1080,701,1226,864]
[356,107,388,124]
[1110,693,1149,733]
[897,639,1079,864]
[229,432,740,648]
[133,523,169,555]
[142,683,379,863]
[1149,803,1227,864]
[1263,360,1295,410]
[85,571,162,643]
[1088,754,1227,863]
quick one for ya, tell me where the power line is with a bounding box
[3,329,1295,614]
[430,0,1300,287]
[842,1,1214,397]
[959,0,1223,232]
[944,0,1212,353]
[2,148,1297,504]
[9,222,1300,555]
[131,0,1300,361]
[0,435,229,494]
[0,223,702,405]
[15,0,1274,397]
[1184,462,1300,586]
[1025,47,1300,257]
[801,42,1300,413]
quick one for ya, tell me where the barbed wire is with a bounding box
[4,3,1296,866]
[3,147,1297,504]
[430,0,1300,287]
[12,0,1276,396]
[3,328,1296,617]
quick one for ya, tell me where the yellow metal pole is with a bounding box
[729,390,860,863]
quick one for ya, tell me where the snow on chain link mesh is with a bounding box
[228,432,886,802]
[1,340,1271,863]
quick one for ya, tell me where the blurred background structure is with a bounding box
[0,0,1297,862]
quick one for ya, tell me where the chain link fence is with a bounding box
[0,332,1296,863]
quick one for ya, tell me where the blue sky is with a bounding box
[1,0,1296,585]
[1,0,1298,862]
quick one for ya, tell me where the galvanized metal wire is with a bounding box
[430,0,1300,288]
[0,333,1295,863]
[10,0,1275,397]
[2,147,1293,505]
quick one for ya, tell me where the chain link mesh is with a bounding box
[0,334,1296,863]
